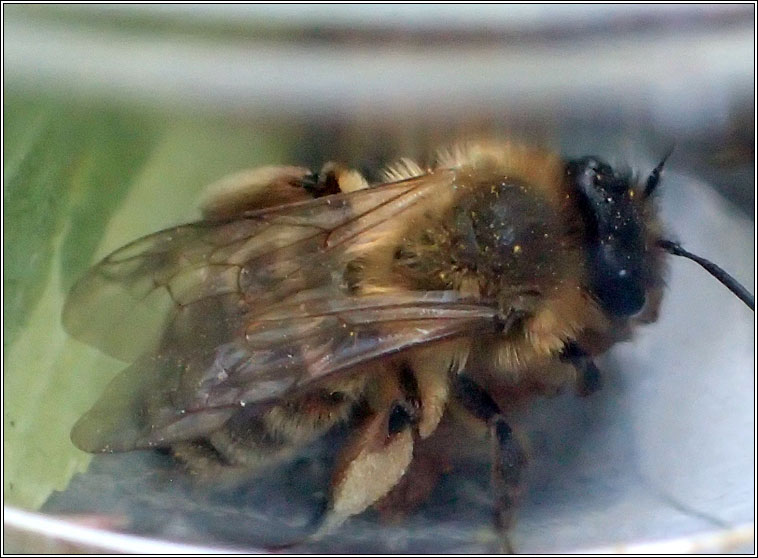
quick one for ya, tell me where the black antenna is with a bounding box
[658,239,754,310]
[644,146,675,197]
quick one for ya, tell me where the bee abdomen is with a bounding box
[200,388,362,469]
[206,413,292,469]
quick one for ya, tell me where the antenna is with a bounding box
[658,239,754,310]
[644,146,675,197]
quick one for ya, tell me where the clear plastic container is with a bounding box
[4,5,754,553]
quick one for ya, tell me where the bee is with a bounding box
[64,140,754,549]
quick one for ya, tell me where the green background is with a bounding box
[3,92,295,509]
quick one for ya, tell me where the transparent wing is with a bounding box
[65,170,502,452]
[186,291,500,409]
[71,292,500,452]
[63,172,453,361]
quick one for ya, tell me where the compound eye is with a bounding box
[580,158,627,195]
[590,245,647,317]
[567,155,647,317]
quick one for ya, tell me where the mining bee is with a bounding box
[64,140,754,549]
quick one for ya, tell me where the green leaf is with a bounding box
[4,92,295,510]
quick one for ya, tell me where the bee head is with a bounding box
[567,151,754,315]
[566,156,652,317]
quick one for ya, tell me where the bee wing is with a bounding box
[71,292,499,452]
[63,172,453,362]
[67,170,502,452]
[187,291,500,409]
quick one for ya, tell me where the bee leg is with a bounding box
[560,341,603,397]
[452,373,528,553]
[301,161,370,197]
[200,160,369,218]
[373,355,458,522]
[311,377,417,540]
[264,399,415,551]
[490,418,528,553]
[375,425,452,523]
[200,165,315,218]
